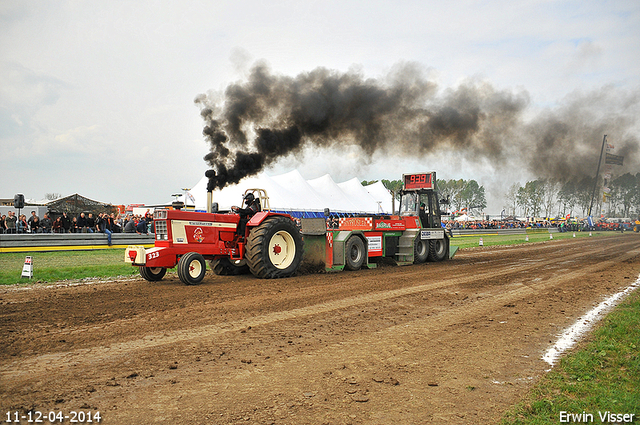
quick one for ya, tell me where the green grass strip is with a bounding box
[0,250,139,285]
[450,230,616,249]
[501,287,640,424]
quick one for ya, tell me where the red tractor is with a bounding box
[126,172,454,284]
[125,188,303,284]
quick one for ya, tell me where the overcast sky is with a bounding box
[1,0,639,210]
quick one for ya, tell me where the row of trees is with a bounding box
[365,172,640,218]
[505,172,640,218]
[364,178,487,214]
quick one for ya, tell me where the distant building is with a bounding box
[45,194,117,217]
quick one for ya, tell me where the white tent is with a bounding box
[363,181,393,214]
[454,214,470,222]
[338,178,385,213]
[270,170,327,212]
[177,170,393,216]
[306,174,361,213]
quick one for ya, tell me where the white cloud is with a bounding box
[51,125,101,154]
[0,0,638,207]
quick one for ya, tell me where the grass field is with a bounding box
[450,229,610,249]
[501,287,640,424]
[0,249,139,285]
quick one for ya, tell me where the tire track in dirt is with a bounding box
[90,238,640,424]
[3,238,635,380]
[2,240,637,387]
[2,235,639,424]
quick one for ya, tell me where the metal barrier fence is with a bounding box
[450,228,558,236]
[0,227,560,253]
[0,233,155,253]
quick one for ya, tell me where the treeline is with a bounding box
[364,172,640,218]
[505,172,640,218]
[363,178,487,213]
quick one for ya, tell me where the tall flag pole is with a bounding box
[588,135,607,218]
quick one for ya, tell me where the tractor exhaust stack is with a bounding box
[205,169,216,214]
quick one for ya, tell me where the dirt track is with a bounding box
[1,234,639,424]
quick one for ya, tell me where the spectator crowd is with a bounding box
[0,210,155,243]
[443,218,632,232]
[443,219,550,230]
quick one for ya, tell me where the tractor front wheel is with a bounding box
[177,252,207,285]
[139,266,167,281]
[211,258,250,276]
[246,216,303,278]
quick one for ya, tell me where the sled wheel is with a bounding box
[139,266,167,281]
[246,216,303,279]
[428,238,448,262]
[414,236,429,264]
[344,235,366,271]
[211,258,250,276]
[177,252,206,285]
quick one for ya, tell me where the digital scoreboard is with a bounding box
[403,172,434,190]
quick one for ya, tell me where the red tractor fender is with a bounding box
[247,211,295,227]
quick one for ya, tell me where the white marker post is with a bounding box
[21,256,33,279]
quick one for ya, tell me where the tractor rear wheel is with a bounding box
[413,237,429,263]
[177,252,207,285]
[246,216,303,279]
[344,235,366,271]
[428,238,448,262]
[211,258,250,276]
[139,266,167,281]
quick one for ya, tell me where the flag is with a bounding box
[605,152,624,165]
[587,216,594,227]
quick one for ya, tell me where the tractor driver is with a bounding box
[419,202,428,228]
[232,192,261,237]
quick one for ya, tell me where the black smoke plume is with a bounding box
[196,61,639,189]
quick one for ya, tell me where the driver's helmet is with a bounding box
[244,192,255,205]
